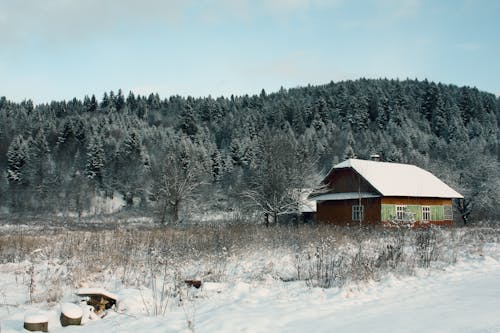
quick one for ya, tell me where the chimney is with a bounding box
[370,154,381,161]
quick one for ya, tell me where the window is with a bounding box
[352,205,364,221]
[396,205,406,220]
[422,206,431,221]
[444,205,453,220]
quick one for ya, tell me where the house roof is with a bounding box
[301,200,317,213]
[310,192,381,201]
[299,189,317,212]
[321,159,463,199]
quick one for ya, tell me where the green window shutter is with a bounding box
[407,205,421,220]
[431,206,444,220]
[381,204,395,221]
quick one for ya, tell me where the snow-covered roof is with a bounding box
[310,192,381,201]
[301,200,317,213]
[327,159,463,199]
[299,189,317,212]
[76,288,119,301]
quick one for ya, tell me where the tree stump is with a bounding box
[60,303,83,327]
[24,313,48,332]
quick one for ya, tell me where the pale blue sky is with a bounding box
[0,0,499,103]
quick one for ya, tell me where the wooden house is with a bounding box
[308,159,463,226]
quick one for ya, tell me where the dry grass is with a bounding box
[0,223,498,295]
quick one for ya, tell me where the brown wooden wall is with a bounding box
[316,197,381,225]
[381,197,452,206]
[316,196,455,226]
[325,168,379,194]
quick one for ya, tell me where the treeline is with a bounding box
[0,78,498,222]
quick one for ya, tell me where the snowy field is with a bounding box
[0,224,498,332]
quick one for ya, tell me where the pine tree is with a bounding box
[29,130,54,207]
[85,135,105,186]
[431,95,448,136]
[114,131,150,207]
[101,92,110,109]
[7,135,28,185]
[178,104,199,137]
[422,83,439,121]
[342,126,357,160]
[0,78,498,220]
[315,96,329,123]
[6,135,31,210]
[126,91,137,111]
[84,95,98,112]
[115,89,125,111]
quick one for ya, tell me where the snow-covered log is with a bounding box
[60,302,83,326]
[23,313,48,332]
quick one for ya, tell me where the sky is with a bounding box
[0,0,499,104]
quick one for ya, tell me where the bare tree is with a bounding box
[244,127,316,226]
[456,198,472,225]
[154,137,209,223]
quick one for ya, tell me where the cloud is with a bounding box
[263,0,339,12]
[455,43,481,52]
[0,0,194,46]
[198,0,254,24]
[381,0,421,18]
[0,0,344,47]
[337,20,363,30]
[185,0,341,26]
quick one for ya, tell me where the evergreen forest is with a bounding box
[0,78,498,223]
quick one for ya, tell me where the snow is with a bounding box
[330,159,463,198]
[0,225,498,333]
[191,260,500,333]
[60,303,82,319]
[1,257,499,332]
[55,192,126,218]
[189,211,242,223]
[76,288,119,301]
[299,189,317,212]
[89,192,126,215]
[23,313,48,324]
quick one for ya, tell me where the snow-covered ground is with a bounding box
[1,255,499,332]
[0,225,499,332]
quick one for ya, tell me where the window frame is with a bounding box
[395,205,406,220]
[422,206,431,221]
[352,205,364,221]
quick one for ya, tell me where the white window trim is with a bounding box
[396,205,406,220]
[422,206,431,221]
[352,205,364,221]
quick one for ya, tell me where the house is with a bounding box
[308,159,463,226]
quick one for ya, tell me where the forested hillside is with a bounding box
[0,78,498,222]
